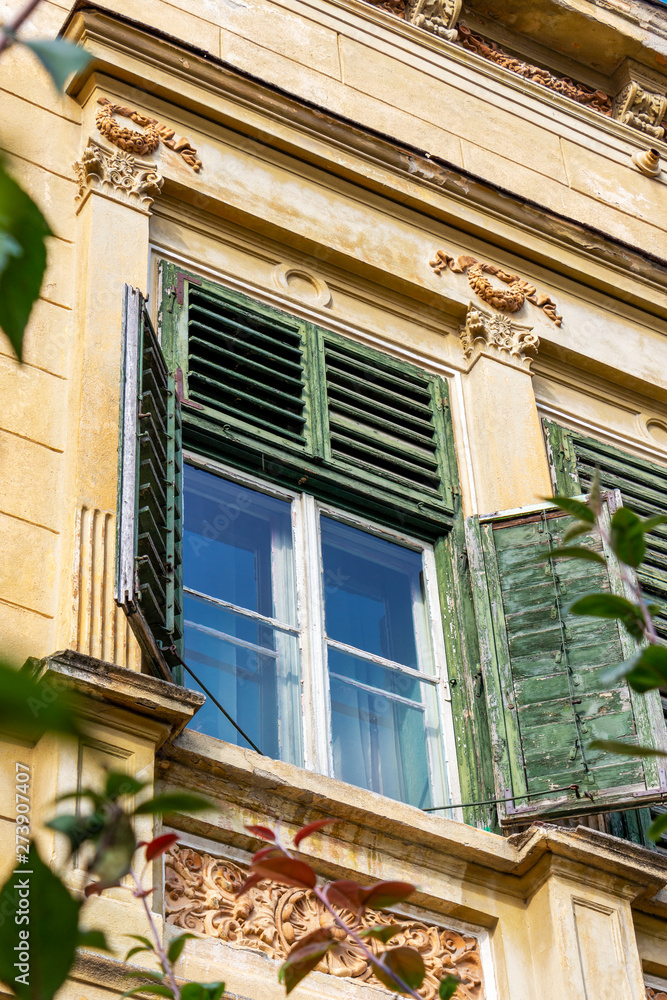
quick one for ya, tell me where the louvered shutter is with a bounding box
[160,265,456,536]
[467,500,666,826]
[116,285,183,680]
[544,418,667,841]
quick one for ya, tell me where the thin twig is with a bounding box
[129,866,181,1000]
[0,0,43,54]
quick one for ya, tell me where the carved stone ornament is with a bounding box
[359,0,461,40]
[73,138,164,213]
[460,302,538,369]
[612,81,667,140]
[406,0,461,41]
[456,26,612,118]
[430,251,562,326]
[165,845,486,1000]
[647,989,667,1000]
[96,98,202,171]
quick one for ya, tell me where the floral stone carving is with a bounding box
[430,251,562,326]
[359,0,461,39]
[647,989,667,1000]
[73,139,163,212]
[457,26,612,118]
[96,98,202,171]
[165,845,485,1000]
[460,303,538,369]
[612,81,667,140]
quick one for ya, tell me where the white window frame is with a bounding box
[183,451,461,814]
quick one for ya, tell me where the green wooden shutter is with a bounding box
[116,285,183,680]
[468,500,666,826]
[160,265,456,536]
[543,418,667,842]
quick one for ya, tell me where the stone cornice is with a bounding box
[37,649,204,747]
[59,4,667,325]
[158,729,667,915]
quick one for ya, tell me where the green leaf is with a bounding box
[0,658,82,741]
[21,39,92,91]
[360,880,415,910]
[124,946,154,961]
[359,924,403,944]
[46,811,106,854]
[0,161,52,360]
[133,793,214,816]
[562,521,593,544]
[568,593,645,640]
[167,933,197,964]
[0,842,80,1000]
[439,975,461,999]
[601,652,643,686]
[548,496,595,522]
[641,515,667,533]
[648,811,667,842]
[181,984,225,1000]
[372,947,426,993]
[588,739,667,757]
[105,771,146,802]
[89,810,136,883]
[610,507,645,567]
[77,929,112,951]
[125,935,157,950]
[625,645,667,693]
[544,546,606,565]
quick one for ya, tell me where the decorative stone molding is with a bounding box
[430,251,562,326]
[73,138,164,213]
[165,845,485,1000]
[406,0,461,41]
[359,0,460,39]
[459,302,538,370]
[96,98,202,171]
[456,26,612,118]
[613,82,666,141]
[647,989,667,1000]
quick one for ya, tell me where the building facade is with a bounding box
[1,0,667,995]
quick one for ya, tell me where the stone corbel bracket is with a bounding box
[73,138,164,215]
[611,60,667,141]
[406,0,461,40]
[430,250,563,326]
[460,302,539,372]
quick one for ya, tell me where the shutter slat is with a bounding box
[469,502,664,824]
[115,285,183,680]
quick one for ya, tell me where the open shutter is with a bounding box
[160,264,457,536]
[116,285,183,680]
[467,498,667,826]
[543,419,667,841]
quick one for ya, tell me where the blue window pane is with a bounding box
[182,466,300,762]
[184,465,295,622]
[329,674,432,809]
[328,647,421,702]
[321,517,424,668]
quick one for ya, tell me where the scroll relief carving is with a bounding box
[430,251,562,326]
[73,139,163,212]
[96,98,202,171]
[612,82,667,140]
[460,304,538,369]
[646,989,667,1000]
[457,26,612,118]
[165,845,485,1000]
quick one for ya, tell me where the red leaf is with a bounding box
[253,855,317,890]
[235,872,265,897]
[245,824,276,842]
[84,879,120,897]
[372,947,426,993]
[145,833,179,861]
[324,880,366,912]
[279,928,336,995]
[361,881,415,911]
[293,818,337,848]
[252,846,281,865]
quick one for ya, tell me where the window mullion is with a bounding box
[297,493,331,774]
